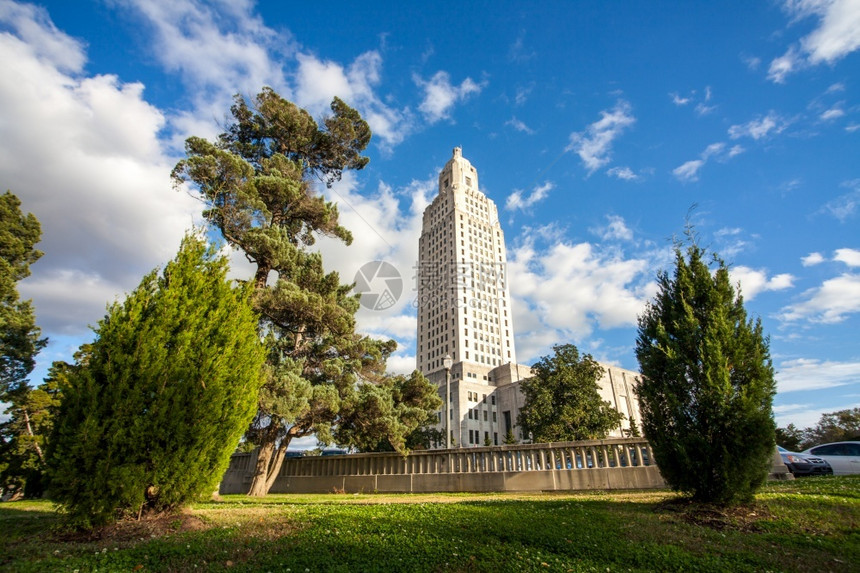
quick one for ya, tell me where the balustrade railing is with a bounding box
[226,438,655,479]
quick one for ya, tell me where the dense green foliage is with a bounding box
[335,370,442,452]
[778,408,860,451]
[2,477,858,572]
[46,235,265,527]
[0,190,45,396]
[0,371,61,498]
[0,191,48,499]
[172,88,426,495]
[635,236,776,504]
[518,344,624,443]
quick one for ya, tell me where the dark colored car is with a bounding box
[321,448,348,456]
[778,446,833,477]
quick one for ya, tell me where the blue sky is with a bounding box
[1,0,858,431]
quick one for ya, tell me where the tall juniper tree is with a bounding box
[172,88,416,496]
[47,235,265,527]
[635,232,776,505]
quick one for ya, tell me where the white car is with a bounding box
[802,441,860,475]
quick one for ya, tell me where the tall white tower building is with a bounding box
[417,147,641,448]
[417,147,516,375]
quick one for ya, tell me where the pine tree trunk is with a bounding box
[254,264,271,290]
[247,441,275,496]
[22,409,45,464]
[264,441,289,492]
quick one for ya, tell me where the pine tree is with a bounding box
[172,88,400,496]
[335,371,442,452]
[0,191,46,397]
[517,344,624,443]
[0,369,62,498]
[46,234,265,528]
[0,190,48,499]
[635,234,776,505]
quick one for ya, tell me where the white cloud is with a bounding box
[505,116,534,134]
[713,227,751,259]
[768,46,800,83]
[414,70,483,123]
[728,111,789,139]
[121,0,290,127]
[295,51,413,148]
[387,353,418,376]
[508,34,536,63]
[695,102,716,116]
[769,0,860,82]
[0,0,86,73]
[313,173,437,356]
[779,272,860,323]
[507,228,661,362]
[820,180,860,221]
[774,400,860,427]
[672,141,742,182]
[702,142,726,157]
[673,159,705,182]
[729,266,795,300]
[820,106,845,120]
[121,1,413,150]
[606,166,638,181]
[669,87,715,115]
[566,100,635,174]
[802,252,826,266]
[776,357,860,393]
[514,84,533,106]
[834,247,860,267]
[3,7,201,339]
[743,54,762,70]
[669,92,691,105]
[505,182,554,212]
[591,215,633,242]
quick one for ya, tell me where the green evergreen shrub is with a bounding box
[635,236,776,504]
[47,234,265,528]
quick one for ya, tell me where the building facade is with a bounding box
[417,148,641,447]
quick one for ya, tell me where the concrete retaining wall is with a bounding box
[220,438,667,494]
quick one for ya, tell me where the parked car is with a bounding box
[802,441,860,475]
[321,448,348,456]
[777,446,833,477]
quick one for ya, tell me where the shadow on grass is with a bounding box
[2,479,859,572]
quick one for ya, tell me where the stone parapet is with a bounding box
[220,438,667,494]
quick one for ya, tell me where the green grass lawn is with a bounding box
[1,477,858,572]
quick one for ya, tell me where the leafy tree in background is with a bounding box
[0,190,46,397]
[47,234,265,528]
[803,408,860,447]
[635,232,776,505]
[0,368,62,498]
[172,88,397,496]
[775,423,805,452]
[335,370,442,452]
[518,344,624,443]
